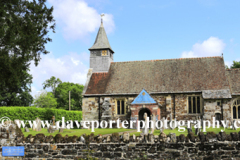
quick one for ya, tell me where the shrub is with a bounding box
[0,107,82,122]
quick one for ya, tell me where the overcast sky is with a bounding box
[30,0,240,97]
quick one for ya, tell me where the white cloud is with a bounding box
[30,52,89,97]
[48,0,115,40]
[181,37,226,58]
[224,61,232,68]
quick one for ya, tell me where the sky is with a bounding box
[30,0,240,97]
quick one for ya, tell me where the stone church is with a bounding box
[82,19,240,125]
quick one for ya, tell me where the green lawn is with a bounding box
[21,126,240,137]
[130,127,240,136]
[21,128,135,137]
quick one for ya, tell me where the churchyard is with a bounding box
[21,128,135,137]
[21,126,240,137]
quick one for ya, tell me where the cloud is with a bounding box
[181,37,226,58]
[30,52,89,97]
[224,61,232,68]
[225,58,240,68]
[48,0,115,40]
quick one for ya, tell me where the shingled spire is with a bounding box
[89,14,114,73]
[89,14,114,53]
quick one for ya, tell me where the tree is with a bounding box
[55,82,84,110]
[33,90,57,108]
[43,76,62,96]
[231,61,240,69]
[0,60,33,106]
[0,0,55,106]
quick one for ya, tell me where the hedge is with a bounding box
[0,107,82,122]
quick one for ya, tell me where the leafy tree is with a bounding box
[43,76,62,96]
[55,82,84,110]
[34,90,57,108]
[0,0,55,106]
[0,60,33,106]
[225,65,229,69]
[231,61,240,69]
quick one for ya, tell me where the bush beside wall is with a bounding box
[0,107,82,122]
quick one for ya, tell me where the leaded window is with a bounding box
[116,100,125,115]
[188,96,201,114]
[232,99,240,119]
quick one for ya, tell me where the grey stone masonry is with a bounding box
[2,124,240,159]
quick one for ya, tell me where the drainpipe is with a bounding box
[98,96,101,128]
[221,99,223,121]
[173,94,176,119]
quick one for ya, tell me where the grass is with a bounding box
[21,128,135,137]
[130,127,240,136]
[21,126,240,137]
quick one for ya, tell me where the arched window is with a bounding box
[232,99,240,119]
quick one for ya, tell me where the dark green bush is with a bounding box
[0,107,82,122]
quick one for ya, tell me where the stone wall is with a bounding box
[2,125,240,160]
[82,96,136,122]
[83,94,235,123]
[152,93,204,121]
[203,99,232,121]
[82,97,99,121]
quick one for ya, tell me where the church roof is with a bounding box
[89,21,114,53]
[131,89,157,104]
[84,56,231,95]
[226,68,240,95]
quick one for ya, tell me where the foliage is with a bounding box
[55,82,84,110]
[0,0,55,106]
[43,76,62,96]
[231,61,240,69]
[225,65,229,69]
[0,107,82,122]
[0,56,33,106]
[0,0,55,64]
[33,90,57,108]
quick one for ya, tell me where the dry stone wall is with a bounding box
[2,125,240,159]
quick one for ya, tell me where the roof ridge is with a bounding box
[112,56,222,63]
[93,72,108,74]
[226,68,240,71]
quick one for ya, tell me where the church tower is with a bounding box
[89,15,114,73]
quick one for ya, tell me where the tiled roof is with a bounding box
[85,72,110,94]
[226,68,240,95]
[85,57,230,95]
[89,22,114,53]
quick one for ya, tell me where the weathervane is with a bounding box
[101,13,105,23]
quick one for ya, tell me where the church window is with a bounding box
[121,100,125,114]
[116,99,125,115]
[102,50,107,56]
[117,100,120,115]
[233,106,236,119]
[188,96,201,114]
[215,113,221,121]
[232,99,240,119]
